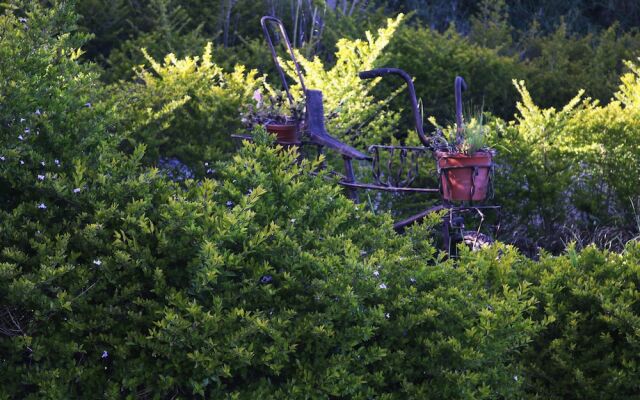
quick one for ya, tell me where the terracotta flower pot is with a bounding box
[436,151,492,202]
[265,123,300,144]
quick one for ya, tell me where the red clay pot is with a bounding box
[436,151,492,202]
[266,123,300,144]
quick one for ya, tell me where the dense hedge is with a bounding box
[461,242,640,399]
[388,23,522,122]
[1,2,640,398]
[0,4,534,397]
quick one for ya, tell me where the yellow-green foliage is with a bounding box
[617,61,640,108]
[491,60,640,251]
[571,59,640,207]
[114,42,263,173]
[282,14,405,148]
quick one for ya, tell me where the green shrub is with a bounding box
[104,26,208,84]
[491,65,640,252]
[0,0,117,207]
[522,243,640,399]
[388,23,523,124]
[127,132,539,398]
[489,82,584,252]
[0,124,540,398]
[461,242,640,399]
[570,60,640,215]
[111,43,263,174]
[0,5,539,397]
[0,1,174,395]
[468,0,513,51]
[520,23,640,112]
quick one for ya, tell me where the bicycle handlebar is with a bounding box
[260,16,307,105]
[358,68,429,147]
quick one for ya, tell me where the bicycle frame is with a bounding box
[255,16,500,253]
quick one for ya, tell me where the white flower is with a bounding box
[35,109,41,115]
[252,89,262,104]
[385,312,390,319]
[19,160,24,165]
[18,135,24,141]
[379,283,387,289]
[0,156,5,161]
[37,174,45,181]
[84,102,92,108]
[101,350,108,359]
[37,203,47,209]
[373,270,380,277]
[54,159,60,166]
[513,375,518,382]
[19,118,26,123]
[290,218,296,223]
[40,161,45,166]
[73,188,81,193]
[24,127,29,133]
[409,277,416,284]
[93,259,102,266]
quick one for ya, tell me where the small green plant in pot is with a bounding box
[455,115,491,154]
[240,88,305,144]
[432,114,494,202]
[430,78,495,202]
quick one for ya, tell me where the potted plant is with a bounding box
[240,89,305,144]
[425,76,494,202]
[431,113,494,202]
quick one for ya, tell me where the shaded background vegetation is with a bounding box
[77,0,640,117]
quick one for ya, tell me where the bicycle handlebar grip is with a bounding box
[358,69,386,80]
[359,68,412,83]
[455,76,467,92]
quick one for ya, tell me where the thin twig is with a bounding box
[72,281,98,302]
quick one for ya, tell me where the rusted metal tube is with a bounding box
[454,76,467,146]
[359,68,430,148]
[260,16,307,105]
